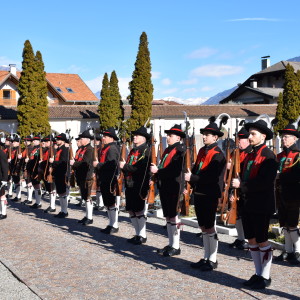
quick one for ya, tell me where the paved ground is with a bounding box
[0,194,299,300]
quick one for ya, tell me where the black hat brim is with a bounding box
[278,129,300,138]
[102,133,119,141]
[244,122,273,140]
[164,129,186,138]
[131,131,151,140]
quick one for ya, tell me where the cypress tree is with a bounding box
[127,32,153,132]
[274,92,284,133]
[110,70,124,127]
[98,73,111,130]
[17,40,38,137]
[34,51,51,136]
[282,64,300,126]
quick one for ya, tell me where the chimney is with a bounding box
[9,64,17,76]
[261,56,270,70]
[250,79,257,88]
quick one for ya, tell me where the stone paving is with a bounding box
[0,194,299,300]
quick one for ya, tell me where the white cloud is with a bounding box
[179,78,198,85]
[187,47,218,59]
[85,75,131,100]
[161,88,179,95]
[163,96,208,105]
[191,64,243,77]
[151,71,161,79]
[161,78,171,85]
[227,18,281,22]
[58,64,89,74]
[0,56,21,69]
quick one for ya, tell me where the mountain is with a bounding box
[202,86,238,105]
[287,56,300,62]
[0,66,10,71]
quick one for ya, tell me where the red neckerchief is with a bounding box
[42,148,49,161]
[159,147,177,168]
[99,145,111,163]
[76,146,88,162]
[55,147,63,161]
[277,150,299,173]
[29,147,39,160]
[126,149,140,165]
[194,146,219,174]
[242,144,267,180]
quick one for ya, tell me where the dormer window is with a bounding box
[66,87,74,93]
[3,90,11,99]
[55,87,63,92]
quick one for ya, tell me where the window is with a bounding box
[66,87,74,93]
[3,90,11,99]
[55,87,63,92]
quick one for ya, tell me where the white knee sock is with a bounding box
[60,196,68,213]
[166,222,172,246]
[109,207,118,228]
[283,228,293,253]
[170,223,180,250]
[290,228,300,253]
[66,187,70,202]
[137,215,147,238]
[208,233,218,263]
[130,216,139,236]
[50,191,56,209]
[15,184,21,199]
[7,181,13,196]
[260,245,272,280]
[116,196,121,208]
[202,232,210,260]
[96,192,101,206]
[27,186,34,201]
[86,200,93,220]
[34,189,41,205]
[249,244,262,276]
[236,218,245,241]
[0,200,6,215]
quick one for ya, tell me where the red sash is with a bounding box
[277,150,299,173]
[99,146,110,163]
[194,146,219,172]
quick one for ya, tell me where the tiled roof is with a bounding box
[255,61,300,75]
[0,71,99,103]
[245,87,284,98]
[0,104,277,120]
[152,100,183,105]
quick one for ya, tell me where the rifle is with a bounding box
[157,126,163,163]
[91,129,98,195]
[271,118,278,154]
[192,127,197,164]
[182,111,191,216]
[147,125,156,204]
[46,135,54,183]
[69,138,76,188]
[116,135,127,197]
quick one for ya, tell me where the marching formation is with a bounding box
[0,113,299,291]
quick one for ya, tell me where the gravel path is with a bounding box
[0,194,299,300]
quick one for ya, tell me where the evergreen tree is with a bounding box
[17,40,38,137]
[127,32,153,132]
[274,92,284,132]
[98,73,111,130]
[34,51,51,136]
[110,70,124,127]
[282,64,300,125]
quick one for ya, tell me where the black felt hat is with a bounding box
[12,136,21,143]
[132,126,151,140]
[24,135,33,141]
[102,127,119,141]
[200,122,224,137]
[95,132,102,141]
[80,129,94,139]
[32,134,41,141]
[234,127,250,139]
[278,124,300,138]
[56,133,69,142]
[245,120,273,140]
[165,124,186,138]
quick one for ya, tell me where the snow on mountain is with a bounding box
[202,86,238,105]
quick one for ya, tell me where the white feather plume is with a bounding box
[253,114,271,128]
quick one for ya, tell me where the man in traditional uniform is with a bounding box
[232,117,277,289]
[71,129,94,224]
[25,135,42,208]
[0,139,9,219]
[228,127,252,250]
[93,128,120,232]
[151,124,186,257]
[120,126,151,244]
[275,121,300,265]
[50,133,69,217]
[4,135,13,199]
[186,121,226,271]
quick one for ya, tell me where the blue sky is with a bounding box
[1,0,299,104]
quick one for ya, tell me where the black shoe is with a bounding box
[78,217,87,224]
[6,195,12,199]
[127,236,139,244]
[229,239,243,248]
[75,202,82,207]
[200,260,218,271]
[0,214,7,220]
[98,206,105,211]
[157,245,172,254]
[274,251,288,262]
[288,252,300,265]
[163,247,181,257]
[251,276,271,289]
[83,218,93,225]
[44,207,56,213]
[190,258,207,269]
[243,274,261,286]
[54,212,68,218]
[132,236,147,245]
[100,225,119,234]
[31,203,42,209]
[12,197,21,202]
[26,200,33,205]
[196,232,202,237]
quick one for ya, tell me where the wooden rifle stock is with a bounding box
[69,143,76,187]
[147,133,156,204]
[46,138,54,183]
[116,136,127,197]
[192,128,197,164]
[158,126,163,162]
[182,132,191,216]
